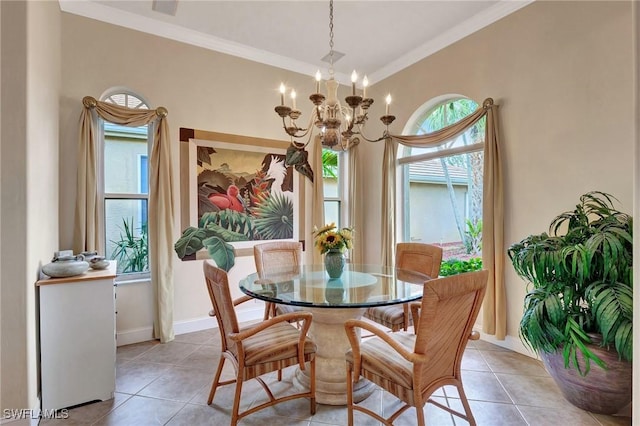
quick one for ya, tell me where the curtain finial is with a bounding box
[156,106,168,118]
[82,96,97,108]
[483,98,495,109]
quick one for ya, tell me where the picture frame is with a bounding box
[178,128,305,260]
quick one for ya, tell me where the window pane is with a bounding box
[324,200,341,228]
[104,123,149,194]
[403,151,483,261]
[105,199,148,274]
[322,149,339,197]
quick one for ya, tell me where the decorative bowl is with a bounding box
[42,255,89,278]
[89,257,110,270]
[80,251,99,262]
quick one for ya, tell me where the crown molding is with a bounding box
[59,0,532,87]
[368,0,535,85]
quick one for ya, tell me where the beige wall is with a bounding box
[1,0,60,412]
[58,2,634,352]
[58,13,328,340]
[368,1,634,347]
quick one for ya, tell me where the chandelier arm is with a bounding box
[282,116,312,139]
[352,123,390,143]
[315,105,323,124]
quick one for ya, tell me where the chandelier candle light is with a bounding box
[274,0,395,150]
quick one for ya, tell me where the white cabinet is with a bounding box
[37,262,117,410]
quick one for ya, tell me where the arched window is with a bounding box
[99,88,151,277]
[398,96,484,262]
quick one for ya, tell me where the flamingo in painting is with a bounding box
[208,184,244,212]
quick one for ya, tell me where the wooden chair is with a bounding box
[363,243,443,331]
[345,270,488,426]
[203,261,316,425]
[253,241,303,320]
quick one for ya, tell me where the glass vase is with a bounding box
[324,249,345,279]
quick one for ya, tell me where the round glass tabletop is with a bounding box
[239,264,430,308]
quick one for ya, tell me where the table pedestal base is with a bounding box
[293,307,375,405]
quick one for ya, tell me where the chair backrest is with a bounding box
[395,243,443,278]
[203,261,240,352]
[414,270,488,386]
[254,241,303,277]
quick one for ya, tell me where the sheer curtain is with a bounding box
[383,98,505,339]
[74,96,176,343]
[311,137,325,265]
[347,141,364,264]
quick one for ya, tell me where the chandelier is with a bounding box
[274,0,395,150]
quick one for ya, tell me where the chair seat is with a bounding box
[346,331,415,389]
[238,321,316,366]
[364,305,411,329]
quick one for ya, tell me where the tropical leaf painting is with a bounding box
[175,140,297,272]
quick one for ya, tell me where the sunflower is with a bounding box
[313,223,354,254]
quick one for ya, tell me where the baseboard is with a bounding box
[116,305,264,346]
[116,326,155,347]
[476,330,538,360]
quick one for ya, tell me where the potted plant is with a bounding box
[507,191,632,414]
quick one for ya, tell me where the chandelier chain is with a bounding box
[328,0,334,76]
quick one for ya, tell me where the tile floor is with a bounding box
[41,325,631,426]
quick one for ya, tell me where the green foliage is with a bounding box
[508,191,633,374]
[421,98,482,134]
[252,192,294,240]
[464,219,483,255]
[174,224,241,272]
[203,236,235,272]
[110,217,148,273]
[200,210,255,239]
[285,144,313,182]
[322,149,338,178]
[439,258,483,277]
[174,226,208,258]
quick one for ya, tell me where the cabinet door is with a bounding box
[40,278,116,410]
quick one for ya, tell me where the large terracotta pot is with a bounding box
[540,336,631,415]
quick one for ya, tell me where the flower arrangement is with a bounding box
[313,223,353,254]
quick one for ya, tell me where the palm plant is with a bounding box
[507,191,632,374]
[252,192,294,240]
[111,217,148,273]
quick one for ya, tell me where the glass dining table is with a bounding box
[239,264,430,405]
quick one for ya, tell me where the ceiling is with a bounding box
[59,0,532,85]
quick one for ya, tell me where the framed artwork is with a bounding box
[177,128,305,265]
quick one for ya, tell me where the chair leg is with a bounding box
[456,384,477,426]
[231,373,244,426]
[403,304,409,331]
[208,357,226,405]
[415,401,426,426]
[263,302,272,320]
[346,364,354,426]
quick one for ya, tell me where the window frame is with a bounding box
[397,95,484,253]
[322,148,350,230]
[98,89,152,282]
